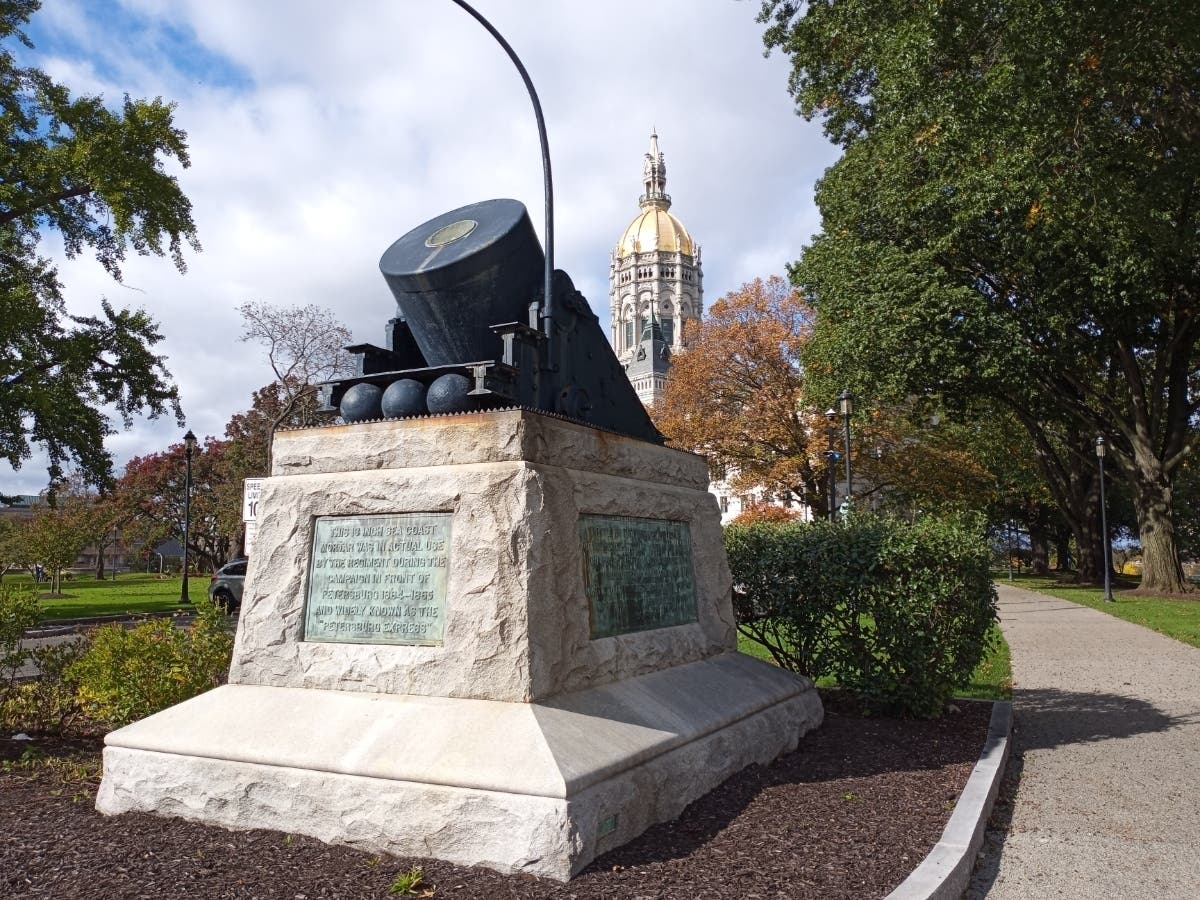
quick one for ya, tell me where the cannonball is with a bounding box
[339,383,383,422]
[426,372,473,414]
[381,378,427,418]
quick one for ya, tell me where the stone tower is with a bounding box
[610,132,703,406]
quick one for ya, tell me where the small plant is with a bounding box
[68,594,233,727]
[841,791,861,802]
[389,866,426,895]
[0,584,39,682]
[0,747,101,785]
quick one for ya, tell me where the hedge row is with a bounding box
[726,514,998,717]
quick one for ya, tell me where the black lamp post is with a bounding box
[1096,435,1114,603]
[825,407,838,521]
[839,389,853,509]
[1007,518,1015,582]
[181,429,196,603]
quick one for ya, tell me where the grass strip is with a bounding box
[1012,574,1200,649]
[3,573,194,620]
[736,623,1012,702]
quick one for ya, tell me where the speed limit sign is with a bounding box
[242,478,264,523]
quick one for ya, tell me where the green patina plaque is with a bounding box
[304,513,451,646]
[579,514,697,638]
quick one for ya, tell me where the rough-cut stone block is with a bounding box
[271,410,711,490]
[232,413,735,702]
[99,654,822,880]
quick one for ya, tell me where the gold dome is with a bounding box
[616,204,695,257]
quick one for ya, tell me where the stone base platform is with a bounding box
[98,652,821,881]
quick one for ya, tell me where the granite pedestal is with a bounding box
[97,410,822,880]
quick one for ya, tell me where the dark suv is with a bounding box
[208,559,248,612]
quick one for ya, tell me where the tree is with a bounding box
[0,0,199,490]
[761,0,1200,592]
[654,277,833,516]
[15,496,94,594]
[237,302,353,470]
[117,438,235,575]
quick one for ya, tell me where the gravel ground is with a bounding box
[0,697,989,900]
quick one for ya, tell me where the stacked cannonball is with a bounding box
[338,373,477,423]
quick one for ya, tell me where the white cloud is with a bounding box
[1,0,840,495]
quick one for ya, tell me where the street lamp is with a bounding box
[1095,435,1114,603]
[1007,519,1015,582]
[181,429,196,603]
[839,389,853,508]
[825,408,838,521]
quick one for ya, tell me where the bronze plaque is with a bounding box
[579,515,697,638]
[304,513,451,646]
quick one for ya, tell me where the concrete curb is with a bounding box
[885,700,1012,900]
[24,610,196,638]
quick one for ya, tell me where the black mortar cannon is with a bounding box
[319,198,663,444]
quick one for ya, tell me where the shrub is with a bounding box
[2,638,90,736]
[729,504,802,526]
[1,584,39,684]
[0,584,92,736]
[68,596,234,727]
[726,513,998,717]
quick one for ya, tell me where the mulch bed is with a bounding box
[0,696,991,900]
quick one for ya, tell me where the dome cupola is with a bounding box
[615,131,695,258]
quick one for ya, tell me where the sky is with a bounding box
[3,0,839,496]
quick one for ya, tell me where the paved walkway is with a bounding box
[969,583,1200,899]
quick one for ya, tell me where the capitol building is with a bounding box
[609,133,703,407]
[606,133,815,525]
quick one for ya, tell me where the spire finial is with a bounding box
[641,129,670,210]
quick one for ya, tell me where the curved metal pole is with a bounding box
[448,0,555,348]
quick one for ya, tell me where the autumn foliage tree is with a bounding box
[655,277,832,516]
[117,438,235,574]
[13,495,95,594]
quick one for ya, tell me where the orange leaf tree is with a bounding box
[654,276,831,518]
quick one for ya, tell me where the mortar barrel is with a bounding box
[378,198,543,367]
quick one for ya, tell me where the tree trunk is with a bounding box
[1054,527,1072,571]
[1028,522,1050,575]
[95,537,107,581]
[1074,502,1106,585]
[1013,416,1105,583]
[1131,468,1188,594]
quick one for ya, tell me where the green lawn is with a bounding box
[2,572,196,620]
[737,624,1013,701]
[1012,574,1200,649]
[956,624,1012,701]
